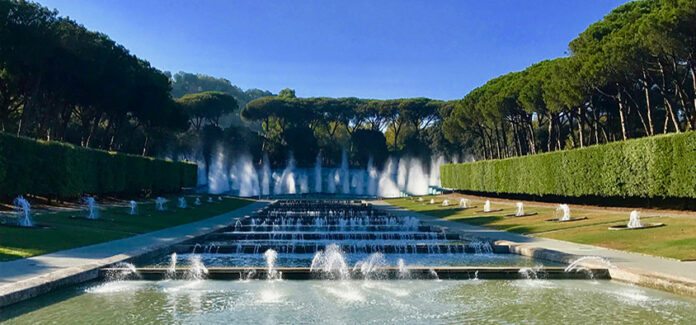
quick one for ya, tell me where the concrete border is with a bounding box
[0,200,269,307]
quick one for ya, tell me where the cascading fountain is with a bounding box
[155,197,167,211]
[84,197,99,219]
[178,197,187,209]
[128,200,138,215]
[13,196,33,227]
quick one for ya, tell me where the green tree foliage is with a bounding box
[0,0,188,156]
[176,91,238,130]
[443,0,696,160]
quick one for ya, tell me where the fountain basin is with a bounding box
[504,212,538,217]
[608,223,665,230]
[545,217,588,222]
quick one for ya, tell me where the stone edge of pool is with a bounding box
[0,200,271,308]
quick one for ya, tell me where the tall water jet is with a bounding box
[627,210,643,228]
[13,196,33,227]
[237,154,260,197]
[178,197,187,209]
[328,170,338,193]
[167,252,177,278]
[314,155,322,193]
[340,149,350,194]
[354,252,388,280]
[397,258,410,279]
[558,204,571,221]
[275,155,297,195]
[155,197,168,211]
[310,244,349,280]
[298,173,309,194]
[397,158,408,192]
[406,158,429,196]
[186,254,208,280]
[264,249,281,280]
[128,200,138,215]
[83,197,99,219]
[208,148,230,194]
[352,170,365,195]
[366,157,378,196]
[428,156,446,187]
[483,200,491,212]
[378,158,400,198]
[459,198,469,209]
[261,155,271,196]
[515,202,524,217]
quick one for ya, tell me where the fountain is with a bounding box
[397,258,410,279]
[442,200,450,207]
[458,198,469,209]
[128,200,137,215]
[515,202,524,216]
[430,198,435,204]
[186,254,208,280]
[417,197,424,202]
[13,196,33,227]
[194,197,201,205]
[546,204,586,222]
[218,196,222,201]
[178,197,187,209]
[208,197,213,203]
[314,155,323,193]
[155,197,167,211]
[310,244,350,280]
[354,252,388,280]
[609,210,664,230]
[83,197,99,219]
[166,253,177,278]
[483,200,491,212]
[264,249,281,280]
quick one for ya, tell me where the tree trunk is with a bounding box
[642,68,654,135]
[576,107,584,148]
[547,113,554,152]
[616,85,628,141]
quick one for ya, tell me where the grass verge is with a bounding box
[0,195,253,261]
[388,196,696,261]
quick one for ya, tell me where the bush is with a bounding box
[0,133,197,198]
[440,131,696,199]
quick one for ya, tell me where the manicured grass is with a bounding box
[0,195,253,261]
[388,196,696,261]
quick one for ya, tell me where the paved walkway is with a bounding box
[0,200,269,306]
[372,200,696,297]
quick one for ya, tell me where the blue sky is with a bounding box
[38,0,628,100]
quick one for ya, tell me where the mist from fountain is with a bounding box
[314,155,322,193]
[13,196,33,227]
[310,244,350,280]
[340,150,350,194]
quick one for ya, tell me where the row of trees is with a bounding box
[443,0,696,160]
[0,0,193,155]
[242,90,460,167]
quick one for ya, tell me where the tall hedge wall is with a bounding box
[0,133,197,198]
[440,131,696,199]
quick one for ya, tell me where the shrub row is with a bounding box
[0,133,197,198]
[440,131,696,199]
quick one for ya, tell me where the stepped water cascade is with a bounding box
[155,197,167,211]
[128,200,138,215]
[13,196,33,227]
[84,197,99,219]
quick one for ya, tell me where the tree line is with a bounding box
[443,0,696,160]
[242,90,460,167]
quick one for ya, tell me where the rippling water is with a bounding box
[3,280,696,324]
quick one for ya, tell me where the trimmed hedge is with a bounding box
[0,133,197,198]
[440,131,696,199]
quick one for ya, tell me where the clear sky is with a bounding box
[37,0,628,100]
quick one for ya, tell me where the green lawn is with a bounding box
[388,196,696,261]
[0,195,253,261]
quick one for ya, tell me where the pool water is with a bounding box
[3,279,695,324]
